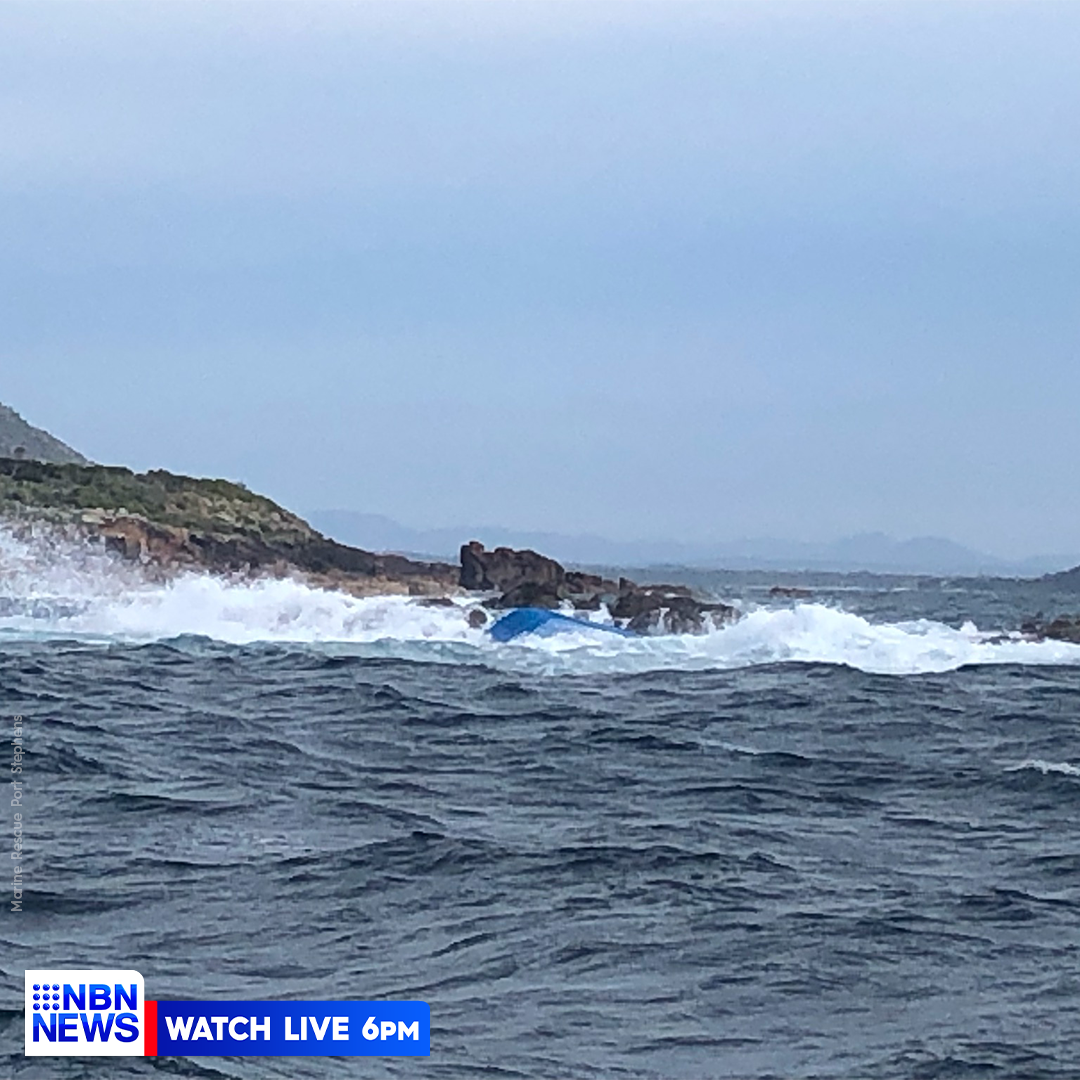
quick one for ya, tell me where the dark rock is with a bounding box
[459,541,489,589]
[571,593,603,611]
[618,575,689,598]
[565,570,611,594]
[376,551,457,584]
[459,541,740,635]
[460,541,565,592]
[488,581,564,610]
[1016,614,1080,643]
[1039,617,1080,644]
[769,585,812,599]
[610,583,737,635]
[467,608,489,628]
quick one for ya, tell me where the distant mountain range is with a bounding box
[309,511,1080,578]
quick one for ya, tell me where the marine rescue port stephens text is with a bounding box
[10,713,24,912]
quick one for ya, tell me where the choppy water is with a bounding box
[2,537,1080,1078]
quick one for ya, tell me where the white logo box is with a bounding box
[25,969,145,1056]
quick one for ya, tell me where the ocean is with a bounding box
[2,534,1080,1078]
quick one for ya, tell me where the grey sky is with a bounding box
[2,2,1078,558]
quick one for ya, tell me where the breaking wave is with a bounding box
[2,527,1079,676]
[1007,760,1080,778]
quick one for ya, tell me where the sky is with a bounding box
[1,2,1078,559]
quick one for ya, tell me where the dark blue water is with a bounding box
[2,572,1079,1078]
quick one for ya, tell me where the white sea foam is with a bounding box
[2,526,1079,675]
[1006,760,1080,777]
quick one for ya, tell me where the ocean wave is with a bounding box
[1006,760,1080,778]
[3,529,1080,675]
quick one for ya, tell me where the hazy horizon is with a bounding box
[3,3,1079,560]
[306,508,1080,575]
[8,391,1077,571]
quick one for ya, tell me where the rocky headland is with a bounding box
[0,456,733,633]
[0,457,457,597]
[3,402,1078,640]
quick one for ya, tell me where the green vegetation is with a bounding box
[0,457,315,545]
[0,455,458,592]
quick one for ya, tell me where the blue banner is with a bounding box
[153,1001,429,1056]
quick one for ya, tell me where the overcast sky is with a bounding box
[1,2,1078,557]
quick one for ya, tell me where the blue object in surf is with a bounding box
[489,607,638,642]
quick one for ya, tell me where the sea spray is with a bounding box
[1,523,1078,675]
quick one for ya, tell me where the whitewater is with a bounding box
[2,526,1078,676]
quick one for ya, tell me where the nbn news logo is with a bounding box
[25,970,144,1056]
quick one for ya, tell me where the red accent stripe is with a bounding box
[144,1000,157,1056]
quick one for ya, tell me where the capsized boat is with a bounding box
[489,607,638,643]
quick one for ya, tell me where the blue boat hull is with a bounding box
[489,607,637,643]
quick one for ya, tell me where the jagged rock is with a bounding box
[460,541,565,592]
[488,581,564,610]
[571,593,603,611]
[619,575,691,598]
[462,542,738,635]
[610,583,737,635]
[1025,616,1080,644]
[565,570,612,594]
